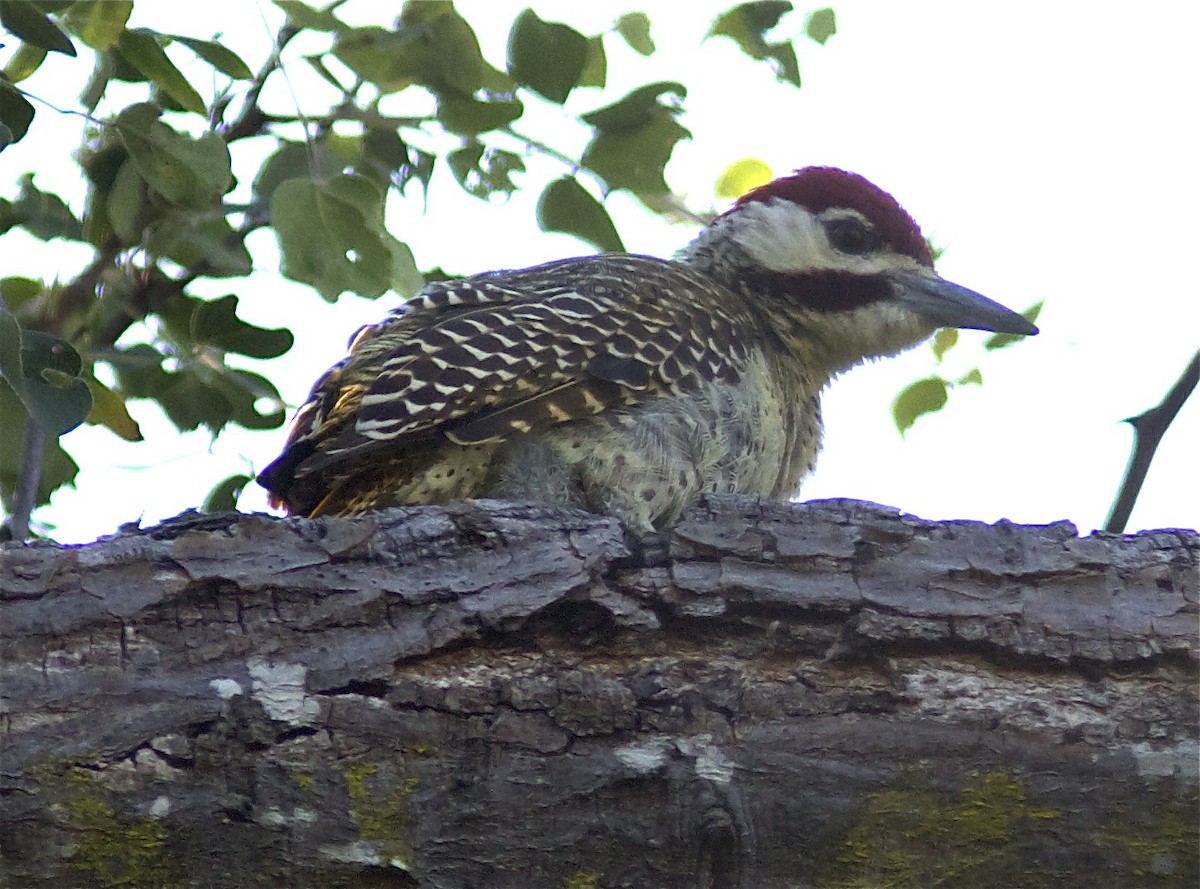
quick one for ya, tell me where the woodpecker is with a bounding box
[259,167,1036,529]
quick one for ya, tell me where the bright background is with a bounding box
[3,0,1197,543]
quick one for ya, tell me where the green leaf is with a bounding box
[0,277,42,312]
[0,80,36,148]
[253,140,342,201]
[220,369,286,430]
[167,35,253,80]
[579,36,607,89]
[892,376,948,436]
[438,93,523,135]
[273,0,343,32]
[165,367,282,433]
[331,26,414,93]
[709,1,801,87]
[0,379,79,514]
[931,328,958,363]
[399,148,436,198]
[62,0,132,51]
[108,343,285,434]
[153,370,223,431]
[304,53,348,92]
[711,2,793,42]
[84,374,143,441]
[83,142,127,190]
[0,305,92,437]
[114,104,232,208]
[148,215,253,278]
[1,177,84,240]
[390,239,424,298]
[615,13,655,55]
[106,159,146,242]
[957,368,983,386]
[984,301,1043,350]
[583,81,685,131]
[447,142,484,190]
[16,332,92,436]
[203,473,250,512]
[117,28,206,115]
[362,128,411,177]
[583,111,690,199]
[0,199,16,235]
[272,174,399,300]
[408,3,492,95]
[0,1,77,56]
[191,295,293,359]
[334,6,490,97]
[447,144,525,199]
[106,343,169,397]
[10,174,84,241]
[537,177,624,253]
[3,42,47,82]
[507,9,587,104]
[805,8,836,44]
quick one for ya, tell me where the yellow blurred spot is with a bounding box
[715,158,773,198]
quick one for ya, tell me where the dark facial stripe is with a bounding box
[745,269,894,313]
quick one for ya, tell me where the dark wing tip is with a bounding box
[257,439,315,512]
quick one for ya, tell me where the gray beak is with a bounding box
[888,269,1039,335]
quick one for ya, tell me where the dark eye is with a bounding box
[825,217,879,255]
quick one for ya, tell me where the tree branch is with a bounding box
[503,125,583,172]
[1,498,1196,886]
[7,415,46,541]
[1105,350,1200,532]
[219,22,299,142]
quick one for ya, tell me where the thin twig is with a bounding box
[1104,350,1199,533]
[503,125,582,171]
[220,21,299,142]
[9,417,47,541]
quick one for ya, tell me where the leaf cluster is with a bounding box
[0,0,831,537]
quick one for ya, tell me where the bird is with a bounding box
[258,166,1037,529]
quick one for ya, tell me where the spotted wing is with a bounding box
[258,255,755,512]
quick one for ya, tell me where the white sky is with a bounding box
[2,0,1196,543]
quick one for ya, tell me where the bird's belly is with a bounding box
[331,440,499,514]
[335,371,821,529]
[537,378,810,528]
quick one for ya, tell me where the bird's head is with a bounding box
[680,166,1037,373]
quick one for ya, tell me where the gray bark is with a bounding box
[1,497,1197,888]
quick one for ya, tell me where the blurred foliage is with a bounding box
[707,1,836,86]
[715,157,774,199]
[0,0,836,537]
[893,301,1043,435]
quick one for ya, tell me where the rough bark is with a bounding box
[1,497,1196,889]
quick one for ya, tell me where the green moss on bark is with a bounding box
[819,771,1059,889]
[344,761,418,869]
[62,771,180,888]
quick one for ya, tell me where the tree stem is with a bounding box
[1104,350,1199,533]
[10,415,46,541]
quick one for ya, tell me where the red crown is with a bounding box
[734,167,933,267]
